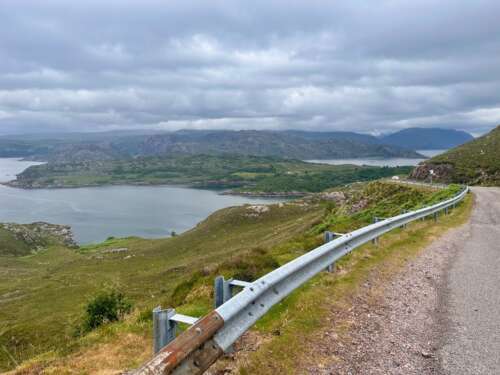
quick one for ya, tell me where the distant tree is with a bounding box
[170,231,177,237]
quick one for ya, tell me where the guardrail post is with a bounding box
[434,212,438,222]
[400,210,408,228]
[214,276,232,308]
[153,307,177,354]
[372,217,379,245]
[324,231,335,243]
[324,231,339,272]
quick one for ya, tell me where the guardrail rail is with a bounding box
[134,184,469,375]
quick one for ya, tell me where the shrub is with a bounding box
[81,289,132,332]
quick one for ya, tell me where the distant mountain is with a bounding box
[410,126,500,185]
[380,128,473,150]
[135,130,421,159]
[0,130,422,162]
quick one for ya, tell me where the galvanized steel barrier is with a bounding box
[134,185,468,375]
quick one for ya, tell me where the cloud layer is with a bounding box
[1,0,499,135]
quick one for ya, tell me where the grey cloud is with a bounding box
[0,0,499,136]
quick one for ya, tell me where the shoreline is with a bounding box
[1,179,308,198]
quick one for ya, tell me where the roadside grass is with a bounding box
[1,182,469,373]
[236,192,473,374]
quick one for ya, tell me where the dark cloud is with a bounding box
[0,0,499,135]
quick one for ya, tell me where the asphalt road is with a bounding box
[439,187,500,374]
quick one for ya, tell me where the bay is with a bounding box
[305,149,446,167]
[0,158,284,244]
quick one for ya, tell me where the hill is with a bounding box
[133,130,421,159]
[0,130,422,162]
[380,127,473,150]
[410,126,500,185]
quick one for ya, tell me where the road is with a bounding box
[439,187,500,374]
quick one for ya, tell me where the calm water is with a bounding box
[0,158,284,244]
[306,149,446,167]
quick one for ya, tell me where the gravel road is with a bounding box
[298,187,500,374]
[439,187,500,374]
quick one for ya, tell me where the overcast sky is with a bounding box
[0,0,499,136]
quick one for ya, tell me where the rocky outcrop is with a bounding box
[0,222,77,250]
[318,191,346,204]
[409,162,455,183]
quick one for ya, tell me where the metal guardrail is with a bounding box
[134,185,469,375]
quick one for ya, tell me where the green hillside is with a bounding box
[410,125,500,185]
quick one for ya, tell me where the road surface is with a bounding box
[439,187,500,374]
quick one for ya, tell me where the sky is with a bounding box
[0,0,499,136]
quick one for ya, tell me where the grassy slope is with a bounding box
[0,229,31,257]
[10,154,412,193]
[415,125,500,185]
[2,182,465,373]
[0,201,323,371]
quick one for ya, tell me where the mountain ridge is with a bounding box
[0,129,423,162]
[380,127,474,150]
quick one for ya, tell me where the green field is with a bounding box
[9,154,413,193]
[0,181,462,372]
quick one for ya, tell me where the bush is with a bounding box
[82,290,132,332]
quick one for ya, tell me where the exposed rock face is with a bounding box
[0,222,77,250]
[409,162,455,183]
[245,205,270,218]
[319,191,346,204]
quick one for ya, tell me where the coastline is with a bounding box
[1,179,307,198]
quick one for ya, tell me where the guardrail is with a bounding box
[134,185,468,375]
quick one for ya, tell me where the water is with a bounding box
[0,158,284,244]
[306,149,446,167]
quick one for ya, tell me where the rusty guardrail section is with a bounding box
[134,185,468,375]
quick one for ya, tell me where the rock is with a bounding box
[102,247,129,254]
[320,191,346,203]
[244,205,270,218]
[410,163,454,182]
[0,221,77,251]
[420,350,433,358]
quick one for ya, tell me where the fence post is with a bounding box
[153,307,177,354]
